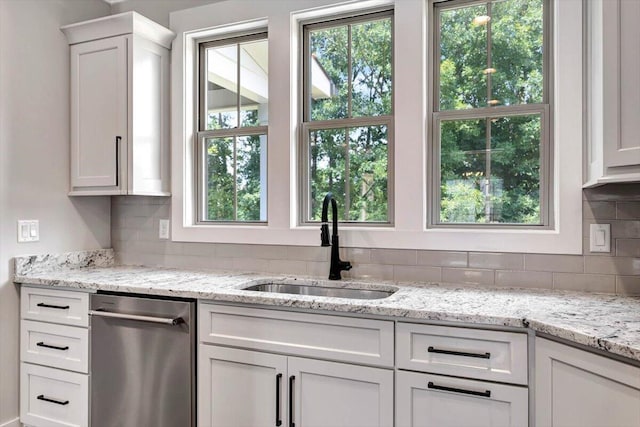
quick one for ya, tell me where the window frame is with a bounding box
[299,9,396,227]
[196,31,269,225]
[428,0,554,229]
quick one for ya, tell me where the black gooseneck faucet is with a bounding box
[320,192,352,280]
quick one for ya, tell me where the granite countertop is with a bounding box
[13,249,640,363]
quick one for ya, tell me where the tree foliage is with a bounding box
[308,17,392,222]
[439,0,544,224]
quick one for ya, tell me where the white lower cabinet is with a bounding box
[198,345,394,427]
[20,286,90,427]
[535,337,640,427]
[396,370,528,427]
[198,303,395,427]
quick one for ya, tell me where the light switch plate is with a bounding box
[18,220,39,242]
[159,219,170,239]
[589,223,611,253]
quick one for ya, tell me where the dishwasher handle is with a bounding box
[89,309,184,326]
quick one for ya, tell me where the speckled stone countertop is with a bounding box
[13,249,640,363]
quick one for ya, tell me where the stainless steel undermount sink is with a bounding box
[242,283,397,300]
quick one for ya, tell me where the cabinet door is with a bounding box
[396,370,527,427]
[288,357,393,427]
[70,36,127,190]
[535,338,640,427]
[603,0,640,168]
[199,346,287,427]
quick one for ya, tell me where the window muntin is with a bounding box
[432,0,549,227]
[302,11,394,224]
[197,33,268,222]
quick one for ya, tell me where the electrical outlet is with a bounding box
[159,219,170,239]
[18,220,39,242]
[590,223,611,253]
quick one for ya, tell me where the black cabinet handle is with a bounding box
[37,394,69,405]
[276,373,282,426]
[427,381,491,398]
[289,375,295,427]
[115,136,121,187]
[36,342,69,351]
[37,303,69,310]
[428,346,490,359]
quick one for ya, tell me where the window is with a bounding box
[431,0,550,227]
[197,33,268,222]
[301,10,394,224]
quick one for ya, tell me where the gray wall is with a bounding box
[0,0,111,424]
[114,184,640,295]
[110,0,222,27]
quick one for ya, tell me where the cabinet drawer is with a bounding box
[396,323,528,385]
[21,363,88,427]
[21,287,89,327]
[21,320,88,373]
[200,304,394,367]
[396,370,528,427]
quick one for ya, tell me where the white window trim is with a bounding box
[170,0,583,254]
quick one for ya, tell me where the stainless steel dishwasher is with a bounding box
[90,293,195,427]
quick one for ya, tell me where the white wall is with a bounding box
[111,0,222,27]
[0,0,111,424]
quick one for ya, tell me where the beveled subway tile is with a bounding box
[583,200,617,220]
[371,249,417,265]
[348,263,394,281]
[307,261,330,278]
[616,239,640,257]
[584,256,640,275]
[616,275,640,295]
[525,254,584,273]
[617,202,640,219]
[217,244,289,260]
[417,251,467,267]
[442,268,494,286]
[343,248,371,264]
[182,242,215,257]
[469,252,523,270]
[553,273,615,293]
[495,270,552,289]
[267,259,307,275]
[286,246,328,262]
[393,265,441,283]
[232,258,269,273]
[611,220,640,239]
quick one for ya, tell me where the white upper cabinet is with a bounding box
[585,0,640,186]
[62,12,174,196]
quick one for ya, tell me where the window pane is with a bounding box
[204,37,268,130]
[205,45,238,129]
[236,134,266,221]
[491,0,544,106]
[439,4,488,110]
[309,26,348,121]
[239,39,268,127]
[438,0,544,110]
[309,128,347,220]
[348,125,388,221]
[205,137,235,220]
[308,126,388,222]
[351,18,392,117]
[439,114,541,224]
[204,135,267,222]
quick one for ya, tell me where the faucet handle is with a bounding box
[340,260,352,271]
[320,223,330,247]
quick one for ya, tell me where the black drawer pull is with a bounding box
[37,394,69,405]
[428,381,491,398]
[36,342,69,351]
[276,373,282,426]
[37,303,69,310]
[428,346,490,359]
[289,375,295,427]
